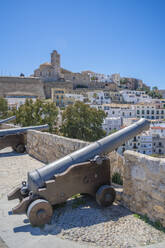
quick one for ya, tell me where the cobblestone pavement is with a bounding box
[1,148,165,248]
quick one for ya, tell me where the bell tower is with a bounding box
[51,50,60,72]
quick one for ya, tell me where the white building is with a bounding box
[120,90,151,103]
[5,92,37,109]
[65,93,85,102]
[134,102,165,120]
[150,126,165,137]
[86,72,112,83]
[118,131,152,155]
[102,117,122,134]
[87,91,111,105]
[111,73,120,86]
[102,104,136,118]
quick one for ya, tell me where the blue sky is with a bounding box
[0,0,165,89]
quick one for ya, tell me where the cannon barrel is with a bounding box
[28,118,150,192]
[0,124,49,137]
[0,116,16,124]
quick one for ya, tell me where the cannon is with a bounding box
[0,116,16,125]
[0,124,48,153]
[8,119,150,226]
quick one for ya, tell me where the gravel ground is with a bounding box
[1,147,165,248]
[42,196,165,248]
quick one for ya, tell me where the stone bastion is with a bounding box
[26,130,165,228]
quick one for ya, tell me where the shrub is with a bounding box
[112,172,123,185]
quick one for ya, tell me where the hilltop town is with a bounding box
[0,50,165,157]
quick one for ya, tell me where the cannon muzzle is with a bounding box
[0,116,16,124]
[28,118,150,191]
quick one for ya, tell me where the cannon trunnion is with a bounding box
[8,118,150,226]
[8,157,115,226]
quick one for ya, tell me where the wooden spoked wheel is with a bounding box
[27,199,53,226]
[96,185,116,207]
[15,144,26,153]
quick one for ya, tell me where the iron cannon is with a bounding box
[8,119,150,226]
[0,124,48,153]
[0,116,16,125]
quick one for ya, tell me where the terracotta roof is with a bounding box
[40,62,52,68]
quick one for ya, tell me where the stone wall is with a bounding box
[0,76,45,98]
[43,80,73,99]
[123,150,165,227]
[26,130,124,178]
[109,151,124,177]
[27,130,89,163]
[0,123,19,129]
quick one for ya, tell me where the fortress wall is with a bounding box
[123,150,165,227]
[27,130,89,163]
[43,81,73,99]
[0,77,45,98]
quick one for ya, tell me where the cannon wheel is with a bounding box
[27,199,53,226]
[15,144,26,153]
[96,185,116,207]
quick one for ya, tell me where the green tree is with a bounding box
[0,97,8,118]
[60,101,106,142]
[152,86,158,91]
[15,99,58,132]
[148,90,162,99]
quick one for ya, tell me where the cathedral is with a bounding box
[33,50,63,81]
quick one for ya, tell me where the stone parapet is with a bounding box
[123,150,165,227]
[27,130,89,163]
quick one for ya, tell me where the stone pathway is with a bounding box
[0,148,44,200]
[1,148,165,248]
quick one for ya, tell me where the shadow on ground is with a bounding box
[13,196,132,236]
[0,151,26,157]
